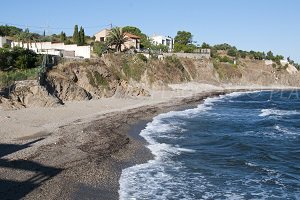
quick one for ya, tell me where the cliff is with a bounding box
[0,54,299,109]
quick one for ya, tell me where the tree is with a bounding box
[60,31,66,43]
[78,26,85,46]
[238,50,247,59]
[227,49,237,57]
[122,26,151,49]
[266,51,274,60]
[0,47,38,71]
[73,25,79,44]
[107,27,127,52]
[201,42,211,49]
[0,25,22,37]
[174,31,194,52]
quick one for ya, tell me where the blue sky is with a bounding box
[1,0,299,62]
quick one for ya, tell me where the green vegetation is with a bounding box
[215,55,235,64]
[0,25,22,37]
[0,47,42,71]
[72,25,85,45]
[164,55,185,72]
[122,26,151,49]
[94,71,108,87]
[0,67,40,88]
[93,41,107,56]
[121,55,147,81]
[73,25,79,45]
[213,61,241,80]
[136,53,148,63]
[107,27,127,52]
[151,44,169,53]
[79,26,85,46]
[174,31,196,53]
[86,71,108,88]
[60,31,67,43]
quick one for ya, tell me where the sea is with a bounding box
[119,90,300,200]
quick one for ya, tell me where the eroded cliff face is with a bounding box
[1,54,299,110]
[0,80,62,109]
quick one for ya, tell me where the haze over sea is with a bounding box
[120,90,300,199]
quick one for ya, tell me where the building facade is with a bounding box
[151,35,174,51]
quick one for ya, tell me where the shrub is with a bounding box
[227,49,237,57]
[136,53,148,63]
[93,41,107,56]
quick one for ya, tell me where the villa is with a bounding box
[150,35,174,52]
[94,28,141,51]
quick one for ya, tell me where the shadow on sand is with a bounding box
[0,138,62,200]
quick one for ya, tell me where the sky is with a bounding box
[1,0,299,62]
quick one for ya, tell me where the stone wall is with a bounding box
[163,52,210,59]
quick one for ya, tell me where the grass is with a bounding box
[122,57,146,82]
[86,70,109,88]
[213,61,242,80]
[0,68,40,88]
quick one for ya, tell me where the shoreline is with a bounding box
[0,86,298,199]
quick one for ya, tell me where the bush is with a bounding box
[136,53,148,63]
[227,49,237,57]
[0,68,40,88]
[165,55,185,72]
[217,56,234,64]
[0,47,39,71]
[93,41,107,56]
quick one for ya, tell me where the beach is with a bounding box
[0,84,297,199]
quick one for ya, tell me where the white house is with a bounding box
[150,35,174,51]
[11,41,91,58]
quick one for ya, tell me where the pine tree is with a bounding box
[73,25,79,44]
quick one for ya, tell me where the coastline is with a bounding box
[0,86,298,199]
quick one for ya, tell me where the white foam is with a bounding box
[119,91,256,199]
[259,109,299,117]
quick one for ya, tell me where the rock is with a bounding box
[0,80,62,109]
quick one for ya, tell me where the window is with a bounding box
[162,40,165,45]
[100,37,105,42]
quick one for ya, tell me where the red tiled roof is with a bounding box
[124,32,141,39]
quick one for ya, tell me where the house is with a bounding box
[150,35,174,51]
[94,29,111,42]
[11,41,91,58]
[94,28,141,51]
[0,36,13,48]
[123,32,141,50]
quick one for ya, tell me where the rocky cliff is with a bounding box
[0,54,299,110]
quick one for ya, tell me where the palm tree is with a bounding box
[107,27,127,52]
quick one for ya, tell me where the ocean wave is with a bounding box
[259,109,300,117]
[119,91,267,199]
